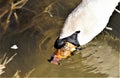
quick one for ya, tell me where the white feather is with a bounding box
[11,45,18,50]
[60,0,120,45]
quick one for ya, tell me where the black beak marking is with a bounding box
[54,31,80,49]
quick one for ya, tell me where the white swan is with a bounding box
[55,0,120,48]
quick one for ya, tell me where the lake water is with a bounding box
[0,0,119,77]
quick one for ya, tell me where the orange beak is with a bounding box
[50,42,76,65]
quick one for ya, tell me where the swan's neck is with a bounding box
[60,0,119,45]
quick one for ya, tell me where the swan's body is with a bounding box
[59,0,120,46]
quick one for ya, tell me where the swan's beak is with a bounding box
[49,42,76,65]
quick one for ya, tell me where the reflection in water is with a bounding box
[0,0,119,77]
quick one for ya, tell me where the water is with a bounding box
[0,0,119,77]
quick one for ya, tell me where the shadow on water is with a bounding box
[0,0,119,77]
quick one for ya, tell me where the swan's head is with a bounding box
[49,31,80,65]
[54,31,80,49]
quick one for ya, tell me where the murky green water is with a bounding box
[0,0,119,77]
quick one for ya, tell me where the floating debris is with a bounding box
[106,27,112,31]
[0,53,17,75]
[11,45,18,50]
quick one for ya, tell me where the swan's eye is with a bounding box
[54,38,66,49]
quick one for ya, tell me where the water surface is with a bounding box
[0,0,119,77]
